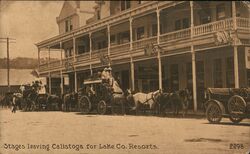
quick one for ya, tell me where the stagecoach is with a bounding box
[204,88,250,123]
[78,78,125,115]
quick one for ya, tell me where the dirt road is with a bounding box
[0,109,249,154]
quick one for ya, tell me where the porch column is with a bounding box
[107,25,111,66]
[60,42,63,65]
[38,48,40,70]
[89,33,93,76]
[74,71,77,92]
[49,72,52,95]
[60,42,64,95]
[157,5,162,91]
[191,46,197,112]
[129,17,135,91]
[73,37,76,62]
[232,1,239,88]
[190,1,197,112]
[48,46,51,67]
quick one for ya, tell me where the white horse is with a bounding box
[126,90,160,115]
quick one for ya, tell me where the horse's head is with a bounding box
[124,89,131,96]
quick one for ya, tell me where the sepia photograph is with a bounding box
[0,1,250,154]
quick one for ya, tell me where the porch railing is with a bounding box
[237,17,250,29]
[39,17,250,73]
[76,52,90,62]
[39,63,48,71]
[91,48,108,61]
[110,43,130,57]
[193,18,233,36]
[160,28,191,42]
[49,60,61,69]
[132,36,157,50]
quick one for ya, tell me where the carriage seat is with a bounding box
[207,88,231,96]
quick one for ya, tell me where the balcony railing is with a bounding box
[49,60,61,68]
[133,36,157,50]
[237,17,250,29]
[193,18,233,36]
[91,48,108,61]
[160,28,191,42]
[110,43,130,58]
[39,17,250,73]
[76,52,90,62]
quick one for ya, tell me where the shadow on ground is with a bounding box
[204,122,250,127]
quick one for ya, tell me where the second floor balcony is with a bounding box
[37,1,250,73]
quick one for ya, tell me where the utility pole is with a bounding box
[0,37,16,92]
[7,37,10,92]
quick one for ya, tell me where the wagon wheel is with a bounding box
[206,103,222,123]
[79,96,91,114]
[97,100,107,115]
[227,95,246,123]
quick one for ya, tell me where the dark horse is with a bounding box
[22,88,38,111]
[159,89,191,117]
[63,92,78,112]
[46,94,62,111]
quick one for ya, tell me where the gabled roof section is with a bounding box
[57,1,78,21]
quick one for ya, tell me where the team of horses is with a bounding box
[1,79,192,117]
[124,89,191,117]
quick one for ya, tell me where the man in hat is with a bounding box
[106,67,114,87]
[11,94,17,113]
[101,67,109,83]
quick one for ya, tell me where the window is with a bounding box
[110,35,116,44]
[65,18,73,32]
[199,9,211,24]
[175,20,181,30]
[136,27,144,40]
[98,42,102,50]
[121,31,130,43]
[152,24,157,36]
[226,57,234,88]
[216,4,226,20]
[126,1,130,9]
[182,18,190,29]
[213,59,223,87]
[121,0,130,11]
[78,45,86,54]
[97,10,101,20]
[65,20,69,32]
[138,0,142,4]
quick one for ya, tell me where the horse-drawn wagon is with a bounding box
[78,78,125,115]
[204,88,250,123]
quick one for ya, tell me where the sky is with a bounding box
[0,1,64,59]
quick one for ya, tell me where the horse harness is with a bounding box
[142,92,157,105]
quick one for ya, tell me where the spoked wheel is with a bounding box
[97,100,107,115]
[228,95,246,124]
[206,103,222,123]
[79,96,91,114]
[229,115,244,124]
